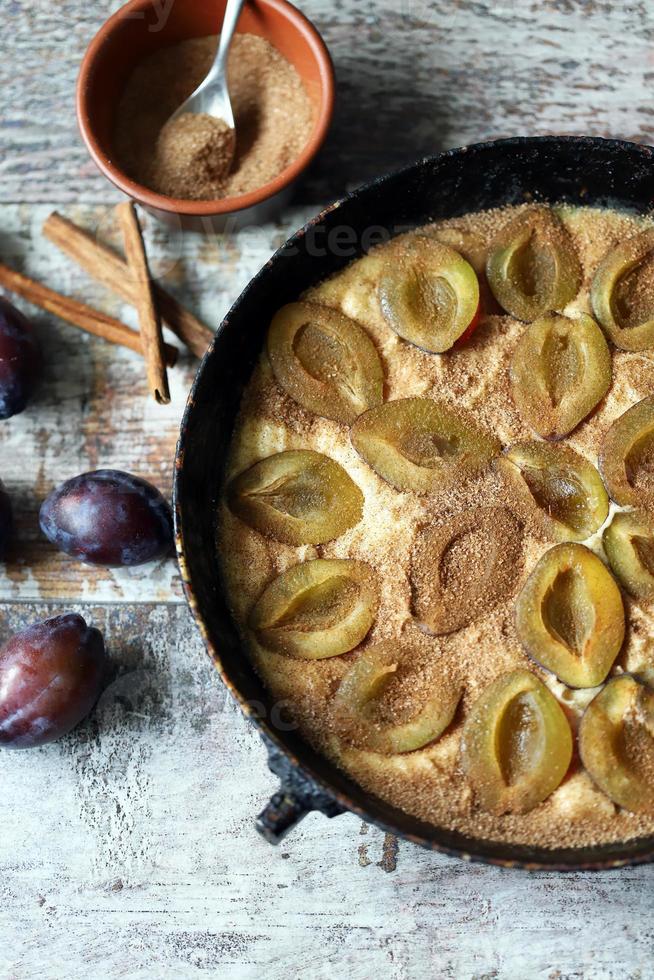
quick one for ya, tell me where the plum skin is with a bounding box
[39,469,173,567]
[0,614,107,749]
[0,296,42,419]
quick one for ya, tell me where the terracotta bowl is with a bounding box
[77,0,335,231]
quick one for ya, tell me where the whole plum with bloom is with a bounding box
[39,469,173,566]
[0,296,42,418]
[0,614,107,748]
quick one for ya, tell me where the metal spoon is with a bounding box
[170,0,246,131]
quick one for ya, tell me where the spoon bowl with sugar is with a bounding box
[160,0,246,181]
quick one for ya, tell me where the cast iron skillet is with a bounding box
[174,135,654,871]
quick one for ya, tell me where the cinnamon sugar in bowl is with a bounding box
[77,0,334,231]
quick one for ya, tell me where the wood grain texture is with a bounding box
[0,202,307,602]
[3,2,654,977]
[4,0,654,205]
[2,602,654,980]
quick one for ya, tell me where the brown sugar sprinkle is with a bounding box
[615,247,654,329]
[410,506,524,635]
[114,34,314,201]
[622,687,654,781]
[219,202,654,849]
[149,113,235,200]
[624,710,654,786]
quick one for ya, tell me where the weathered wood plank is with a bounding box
[3,1,654,205]
[4,3,654,977]
[0,202,311,601]
[2,602,654,980]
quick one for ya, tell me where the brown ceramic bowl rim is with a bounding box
[76,0,335,216]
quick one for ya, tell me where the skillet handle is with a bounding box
[255,737,345,844]
[256,789,311,843]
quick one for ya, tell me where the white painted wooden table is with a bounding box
[3,2,654,977]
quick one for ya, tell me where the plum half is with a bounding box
[267,302,384,424]
[509,313,611,440]
[249,558,378,659]
[599,396,654,512]
[331,643,461,754]
[461,669,573,814]
[591,229,654,350]
[579,675,654,814]
[411,507,523,634]
[486,206,581,321]
[515,543,625,688]
[350,397,500,493]
[425,226,487,275]
[378,237,480,353]
[501,441,609,541]
[603,510,654,600]
[227,450,363,545]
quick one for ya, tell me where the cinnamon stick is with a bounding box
[0,262,178,366]
[116,202,170,405]
[43,212,213,358]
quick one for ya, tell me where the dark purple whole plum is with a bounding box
[39,469,173,566]
[0,614,107,748]
[0,480,13,557]
[0,296,42,419]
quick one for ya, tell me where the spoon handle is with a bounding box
[213,0,247,81]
